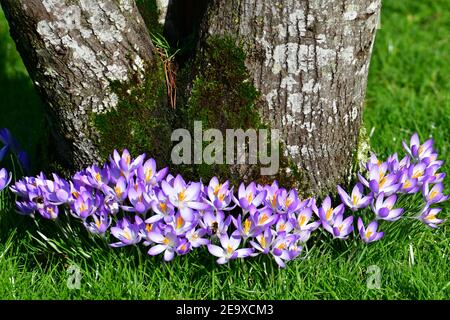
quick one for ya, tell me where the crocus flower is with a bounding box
[175,239,192,256]
[235,182,266,211]
[147,227,179,261]
[317,196,345,225]
[166,212,195,236]
[124,180,152,214]
[232,211,262,240]
[359,165,400,196]
[371,192,404,221]
[250,229,275,255]
[137,158,168,186]
[397,170,420,194]
[337,183,372,211]
[277,188,303,214]
[162,175,209,221]
[146,190,175,223]
[186,227,209,248]
[84,213,112,235]
[207,233,253,264]
[291,207,320,233]
[110,217,143,247]
[270,234,302,268]
[357,218,384,243]
[407,162,428,185]
[109,149,145,182]
[0,168,12,192]
[201,210,232,236]
[205,177,235,211]
[323,213,354,239]
[70,191,98,219]
[422,182,449,205]
[274,215,294,236]
[419,206,445,228]
[402,133,436,162]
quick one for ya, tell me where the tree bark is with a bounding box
[0,0,157,169]
[201,0,381,194]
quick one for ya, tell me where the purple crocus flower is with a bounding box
[274,215,294,235]
[162,175,208,221]
[83,165,110,189]
[422,182,449,205]
[402,133,436,162]
[186,227,209,248]
[235,182,266,211]
[357,218,384,243]
[175,239,192,256]
[124,180,152,214]
[201,210,232,236]
[70,191,98,219]
[146,190,175,223]
[271,234,302,268]
[371,192,404,221]
[407,162,428,185]
[84,213,112,235]
[205,177,235,211]
[207,233,253,264]
[359,165,400,196]
[250,229,275,255]
[252,206,278,229]
[0,168,12,192]
[418,206,445,228]
[291,207,320,233]
[233,211,262,240]
[137,158,168,187]
[109,149,145,181]
[317,196,345,225]
[323,213,354,239]
[397,170,420,194]
[337,183,372,211]
[166,212,195,236]
[110,216,143,247]
[147,227,179,261]
[277,188,303,214]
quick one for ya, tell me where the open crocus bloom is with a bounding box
[422,182,449,205]
[110,216,143,247]
[337,183,372,211]
[359,164,400,196]
[402,133,436,162]
[207,234,253,264]
[162,175,209,221]
[419,206,445,228]
[317,196,345,225]
[147,227,179,261]
[371,192,404,221]
[323,213,354,239]
[357,218,384,243]
[205,177,235,211]
[236,182,266,211]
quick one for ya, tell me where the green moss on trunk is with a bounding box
[91,57,172,166]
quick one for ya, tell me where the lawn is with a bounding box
[0,0,449,299]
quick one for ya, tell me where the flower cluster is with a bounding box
[10,133,448,267]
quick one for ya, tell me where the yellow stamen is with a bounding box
[96,219,102,229]
[176,216,184,229]
[72,191,79,199]
[247,192,253,203]
[163,238,170,245]
[179,243,187,251]
[125,154,131,166]
[285,198,293,208]
[425,214,436,221]
[214,184,221,196]
[365,230,373,239]
[159,202,167,213]
[259,213,269,225]
[379,177,387,188]
[123,230,132,241]
[403,180,412,189]
[352,195,359,205]
[418,145,424,156]
[429,191,438,200]
[145,224,152,233]
[298,215,307,226]
[218,192,225,202]
[145,168,153,182]
[80,202,87,213]
[271,194,277,208]
[244,219,251,233]
[277,243,286,250]
[279,223,286,231]
[377,160,381,166]
[260,236,267,248]
[95,172,101,182]
[115,186,123,198]
[326,208,333,220]
[412,170,423,179]
[178,190,186,202]
[227,245,233,255]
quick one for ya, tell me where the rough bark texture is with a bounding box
[202,0,381,194]
[0,0,156,169]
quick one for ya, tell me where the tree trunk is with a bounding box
[200,0,381,194]
[1,0,381,196]
[0,0,166,170]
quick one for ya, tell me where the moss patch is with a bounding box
[92,58,172,166]
[136,0,164,34]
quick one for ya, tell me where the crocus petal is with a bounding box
[207,244,225,258]
[148,244,166,256]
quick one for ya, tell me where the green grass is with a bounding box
[0,0,449,299]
